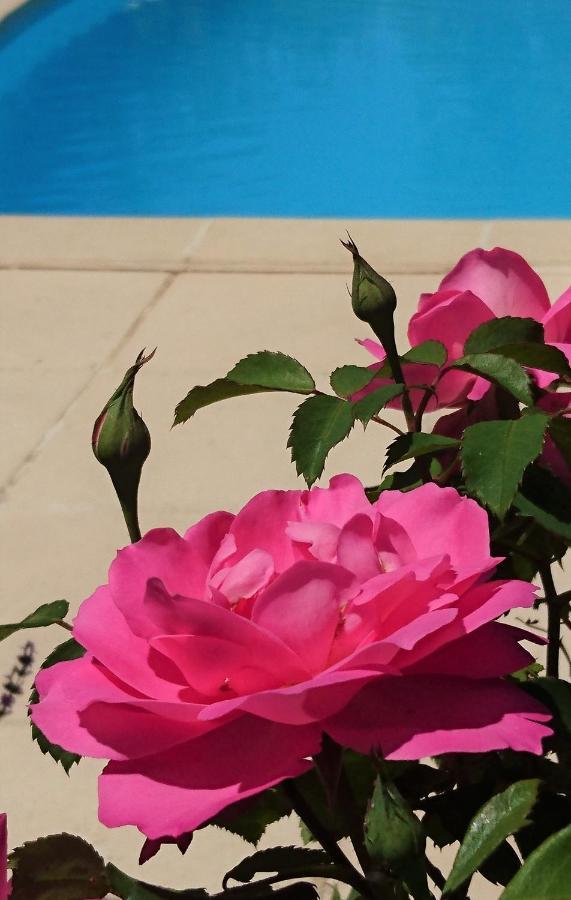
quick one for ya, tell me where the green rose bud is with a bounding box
[365,775,425,871]
[92,348,155,543]
[341,234,397,340]
[342,235,416,430]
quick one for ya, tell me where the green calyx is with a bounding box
[341,234,397,344]
[92,348,155,542]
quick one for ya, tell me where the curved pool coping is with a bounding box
[0,0,29,22]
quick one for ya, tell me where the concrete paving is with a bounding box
[1,217,570,896]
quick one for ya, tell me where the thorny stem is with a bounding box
[282,779,376,898]
[57,620,73,632]
[540,564,562,679]
[337,763,372,875]
[414,386,434,432]
[379,330,415,433]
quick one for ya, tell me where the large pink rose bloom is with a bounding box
[1,814,11,900]
[357,248,570,409]
[32,476,550,840]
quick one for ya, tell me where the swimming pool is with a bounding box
[0,0,569,217]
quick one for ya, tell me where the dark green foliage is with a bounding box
[9,834,108,900]
[461,413,549,518]
[0,600,69,642]
[288,394,354,486]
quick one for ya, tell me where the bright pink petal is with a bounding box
[404,622,536,678]
[543,286,571,342]
[399,579,537,669]
[147,582,309,687]
[73,586,185,700]
[226,489,304,572]
[152,633,289,698]
[324,675,551,758]
[337,515,380,580]
[109,515,233,637]
[301,474,371,528]
[375,483,495,578]
[439,247,550,319]
[285,521,341,563]
[252,561,355,673]
[209,549,274,605]
[98,716,321,838]
[197,666,380,725]
[31,656,209,760]
[409,289,493,361]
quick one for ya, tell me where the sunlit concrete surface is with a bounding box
[0,0,28,22]
[1,217,570,896]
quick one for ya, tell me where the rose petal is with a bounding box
[439,247,550,319]
[325,675,551,758]
[98,716,321,838]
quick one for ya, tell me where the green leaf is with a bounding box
[224,846,330,888]
[288,395,354,487]
[548,416,571,467]
[453,353,534,405]
[368,340,447,378]
[29,639,85,772]
[174,379,269,425]
[9,833,108,900]
[515,464,571,540]
[330,365,376,398]
[497,343,571,377]
[0,600,69,642]
[500,824,571,900]
[465,317,544,355]
[352,384,404,427]
[174,353,315,425]
[227,352,315,392]
[377,463,423,494]
[401,340,447,367]
[106,864,206,899]
[384,432,459,472]
[443,780,540,895]
[211,788,292,845]
[461,414,549,518]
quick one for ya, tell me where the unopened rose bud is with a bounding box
[365,775,425,871]
[341,234,397,338]
[342,235,415,430]
[92,348,155,543]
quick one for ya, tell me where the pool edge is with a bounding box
[0,216,569,274]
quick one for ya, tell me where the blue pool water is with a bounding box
[0,0,569,216]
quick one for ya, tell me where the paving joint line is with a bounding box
[0,270,177,502]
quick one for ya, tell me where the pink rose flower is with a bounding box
[357,248,570,409]
[1,814,11,900]
[32,476,550,840]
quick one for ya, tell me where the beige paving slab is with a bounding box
[106,271,429,380]
[193,218,490,273]
[1,221,569,898]
[0,269,167,484]
[0,216,212,271]
[488,220,571,267]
